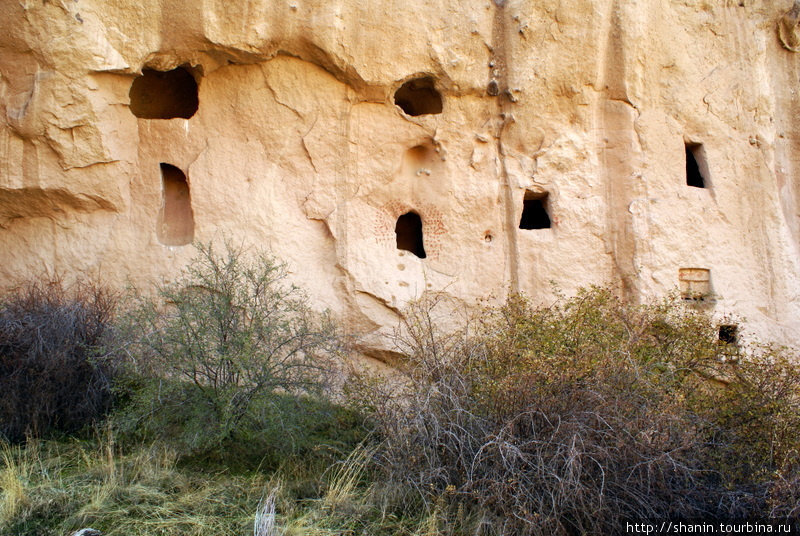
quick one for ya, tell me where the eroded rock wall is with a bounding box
[2,0,800,351]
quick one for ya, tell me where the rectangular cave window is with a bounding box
[685,143,709,188]
[157,163,194,246]
[718,325,738,345]
[519,191,551,230]
[679,268,711,300]
[718,324,739,361]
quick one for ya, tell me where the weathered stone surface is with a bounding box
[71,529,102,536]
[2,0,800,351]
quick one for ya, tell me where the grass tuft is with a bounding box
[0,443,30,524]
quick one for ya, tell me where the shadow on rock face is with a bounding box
[779,0,800,52]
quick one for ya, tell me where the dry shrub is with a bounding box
[0,280,119,443]
[352,288,800,535]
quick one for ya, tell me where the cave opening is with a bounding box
[718,325,738,345]
[519,191,551,230]
[395,211,426,258]
[685,143,708,188]
[394,77,443,116]
[129,66,199,119]
[158,163,194,246]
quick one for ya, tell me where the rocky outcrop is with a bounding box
[2,0,800,352]
[779,0,800,51]
[71,529,102,536]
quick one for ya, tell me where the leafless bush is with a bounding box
[0,280,119,443]
[351,288,800,534]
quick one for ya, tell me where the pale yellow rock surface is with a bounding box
[2,0,800,353]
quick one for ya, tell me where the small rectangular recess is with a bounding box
[679,268,711,300]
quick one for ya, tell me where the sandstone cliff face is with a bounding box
[2,0,800,352]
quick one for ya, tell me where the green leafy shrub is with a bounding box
[0,281,119,443]
[118,242,345,455]
[351,288,800,534]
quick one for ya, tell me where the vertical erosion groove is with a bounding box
[598,1,640,301]
[491,1,520,292]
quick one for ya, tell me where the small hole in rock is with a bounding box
[130,66,199,119]
[158,163,194,246]
[395,211,426,258]
[407,145,430,162]
[394,77,443,116]
[519,191,551,230]
[685,143,708,188]
[718,325,738,345]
